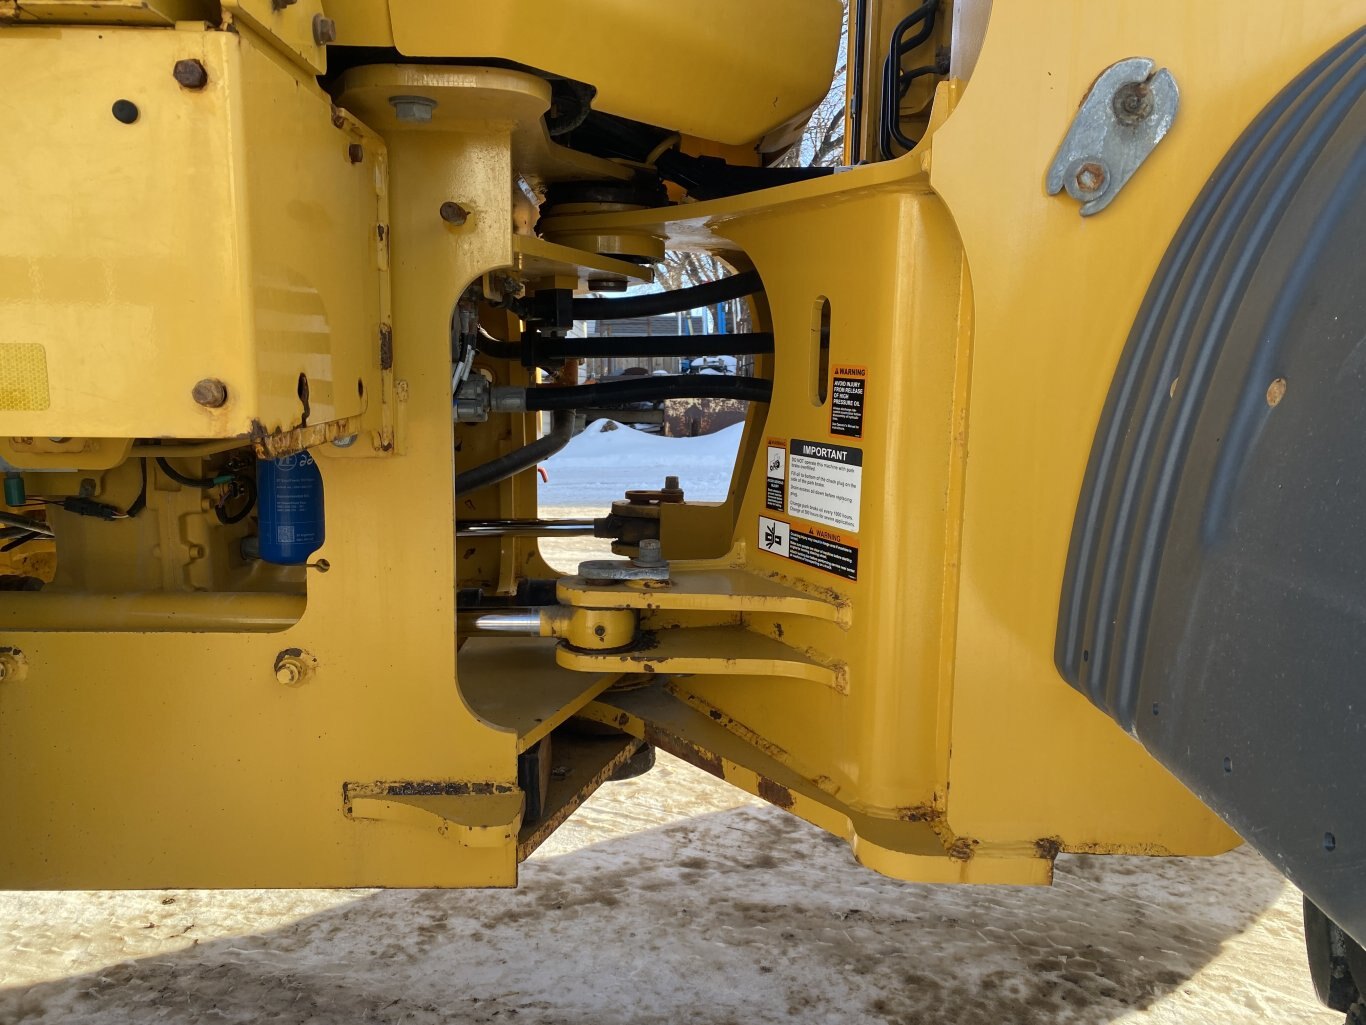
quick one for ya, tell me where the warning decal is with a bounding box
[830,364,866,438]
[788,439,862,533]
[764,438,787,512]
[759,516,858,581]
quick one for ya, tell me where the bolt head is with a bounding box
[1074,161,1108,195]
[347,143,364,164]
[192,378,229,408]
[172,59,209,90]
[389,95,437,123]
[312,14,337,45]
[276,662,301,685]
[664,476,681,491]
[439,201,470,226]
[635,538,666,567]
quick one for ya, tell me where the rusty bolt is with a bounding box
[312,14,337,45]
[439,201,470,226]
[347,143,364,164]
[191,378,228,408]
[172,59,209,90]
[1112,81,1154,124]
[664,475,681,491]
[1074,161,1108,195]
[1266,377,1287,408]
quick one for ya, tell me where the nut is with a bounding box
[274,649,317,686]
[439,201,470,226]
[191,378,229,408]
[347,143,364,164]
[1112,81,1154,124]
[312,14,337,45]
[172,59,209,90]
[389,95,437,123]
[1074,161,1108,194]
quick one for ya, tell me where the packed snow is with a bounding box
[539,419,743,506]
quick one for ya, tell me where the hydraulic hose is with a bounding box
[454,408,578,496]
[521,375,771,411]
[571,270,762,321]
[480,332,775,364]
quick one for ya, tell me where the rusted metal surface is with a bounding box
[756,776,795,809]
[343,780,519,802]
[250,415,363,459]
[378,324,394,370]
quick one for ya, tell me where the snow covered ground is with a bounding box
[0,754,1334,1024]
[539,419,743,506]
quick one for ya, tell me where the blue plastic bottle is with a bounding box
[257,451,325,565]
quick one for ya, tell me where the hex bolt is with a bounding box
[1074,161,1108,195]
[347,143,364,164]
[389,95,437,123]
[172,59,209,90]
[275,660,302,685]
[635,538,665,567]
[192,378,229,408]
[312,14,337,45]
[664,475,681,491]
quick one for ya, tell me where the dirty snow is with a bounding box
[0,754,1334,1024]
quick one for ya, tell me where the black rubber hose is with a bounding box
[480,332,775,363]
[455,409,578,496]
[571,271,762,321]
[522,375,771,411]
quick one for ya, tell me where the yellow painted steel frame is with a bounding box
[541,0,1365,882]
[0,34,595,886]
[1,0,1362,891]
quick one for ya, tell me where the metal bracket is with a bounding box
[1046,58,1179,217]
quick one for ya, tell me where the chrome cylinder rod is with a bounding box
[456,518,597,538]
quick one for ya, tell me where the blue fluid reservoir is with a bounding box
[257,452,325,565]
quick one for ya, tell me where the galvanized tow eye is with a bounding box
[1046,57,1179,216]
